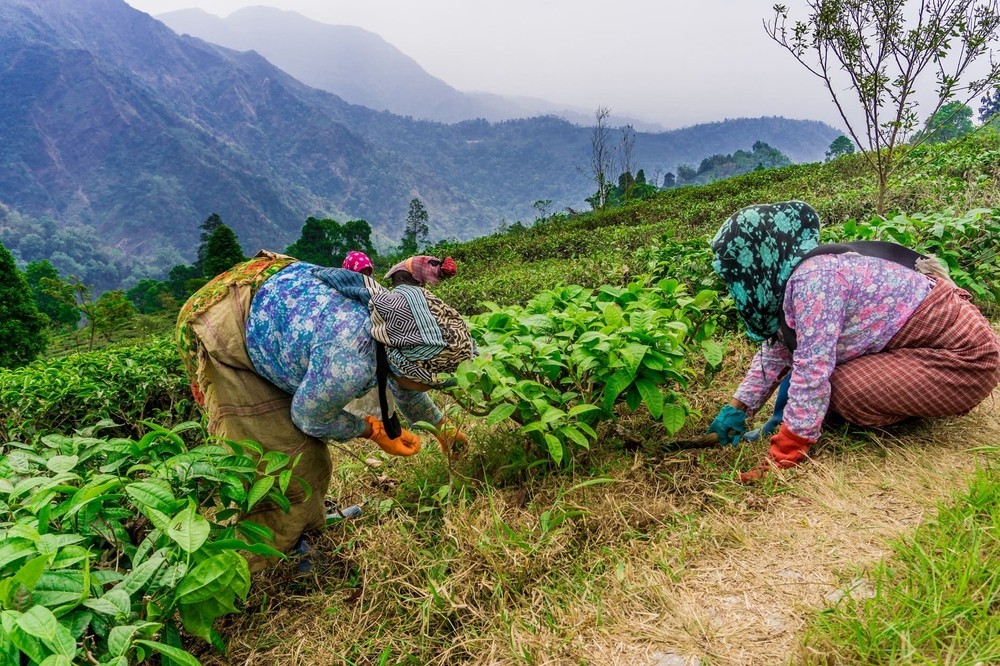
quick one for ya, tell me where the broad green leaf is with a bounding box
[567,404,600,418]
[107,623,160,659]
[16,605,75,657]
[635,379,664,420]
[175,551,250,605]
[83,588,131,617]
[701,340,725,368]
[125,479,178,514]
[39,654,73,666]
[544,433,563,466]
[2,610,47,664]
[662,403,686,435]
[486,403,516,425]
[557,426,590,449]
[45,456,79,474]
[602,368,634,413]
[134,640,202,666]
[167,502,210,554]
[246,477,275,511]
[115,556,167,596]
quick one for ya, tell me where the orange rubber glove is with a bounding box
[433,417,468,459]
[739,423,815,483]
[364,415,421,456]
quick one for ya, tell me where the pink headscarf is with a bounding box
[385,255,457,287]
[342,251,373,274]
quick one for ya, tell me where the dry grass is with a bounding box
[194,336,1000,666]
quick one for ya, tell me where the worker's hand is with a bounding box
[744,414,782,442]
[364,415,421,456]
[706,404,747,446]
[434,417,468,459]
[739,424,815,483]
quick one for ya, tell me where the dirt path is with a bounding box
[580,407,999,666]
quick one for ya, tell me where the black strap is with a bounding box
[375,341,402,439]
[777,241,928,351]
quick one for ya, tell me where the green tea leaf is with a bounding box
[486,403,516,425]
[635,379,663,420]
[662,403,686,435]
[167,502,210,554]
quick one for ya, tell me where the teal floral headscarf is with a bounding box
[710,201,821,342]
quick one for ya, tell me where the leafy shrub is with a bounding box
[0,336,194,443]
[0,420,298,665]
[824,208,1000,314]
[448,278,725,465]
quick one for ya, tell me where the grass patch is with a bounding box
[804,462,1000,665]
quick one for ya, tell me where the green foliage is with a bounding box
[201,224,246,279]
[917,101,975,145]
[448,278,725,466]
[434,132,1000,314]
[805,467,1000,664]
[194,213,224,276]
[0,336,194,443]
[284,217,376,266]
[24,261,79,331]
[981,85,1000,123]
[400,198,430,256]
[126,278,174,314]
[825,135,855,161]
[676,141,792,186]
[824,208,1000,314]
[0,419,297,664]
[766,0,1000,212]
[0,243,48,369]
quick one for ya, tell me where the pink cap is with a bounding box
[342,251,373,273]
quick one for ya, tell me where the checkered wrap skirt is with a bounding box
[829,278,1000,426]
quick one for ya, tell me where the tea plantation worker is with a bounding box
[383,253,469,455]
[386,254,457,287]
[706,201,1000,482]
[176,250,476,569]
[342,250,374,276]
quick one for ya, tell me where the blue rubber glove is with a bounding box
[707,404,747,446]
[745,375,790,442]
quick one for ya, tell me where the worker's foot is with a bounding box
[293,535,314,573]
[326,504,363,524]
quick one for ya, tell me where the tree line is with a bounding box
[0,197,443,369]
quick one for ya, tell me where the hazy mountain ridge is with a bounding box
[156,6,666,129]
[0,0,840,290]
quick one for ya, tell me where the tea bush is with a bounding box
[0,420,298,665]
[0,336,194,443]
[448,277,726,465]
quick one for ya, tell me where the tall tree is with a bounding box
[766,0,1000,213]
[285,217,336,265]
[286,217,376,266]
[979,85,1000,123]
[400,199,429,256]
[24,260,79,330]
[919,101,975,144]
[825,135,856,161]
[202,224,246,277]
[618,124,637,202]
[0,242,49,367]
[195,213,224,276]
[587,106,615,210]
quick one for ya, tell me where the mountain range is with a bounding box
[0,0,841,290]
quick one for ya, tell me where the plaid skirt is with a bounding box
[829,278,1000,426]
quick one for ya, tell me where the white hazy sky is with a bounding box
[124,0,850,130]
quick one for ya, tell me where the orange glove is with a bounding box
[364,416,421,456]
[739,424,814,483]
[433,417,468,459]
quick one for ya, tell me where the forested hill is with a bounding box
[0,0,840,291]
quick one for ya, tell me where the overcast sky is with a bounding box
[123,0,853,130]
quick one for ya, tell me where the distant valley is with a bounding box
[0,0,840,290]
